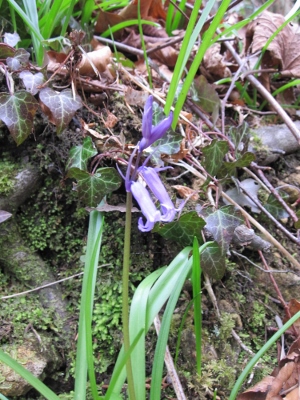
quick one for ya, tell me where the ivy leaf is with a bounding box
[264,191,289,220]
[66,137,97,171]
[202,140,229,177]
[0,43,15,58]
[153,211,206,246]
[203,206,243,252]
[190,75,220,125]
[0,210,12,224]
[19,71,44,95]
[6,49,30,71]
[67,167,122,206]
[4,32,20,47]
[228,122,250,156]
[222,152,256,177]
[39,88,82,134]
[0,91,39,145]
[201,242,226,279]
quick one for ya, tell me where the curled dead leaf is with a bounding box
[245,11,300,78]
[172,185,199,201]
[78,46,113,77]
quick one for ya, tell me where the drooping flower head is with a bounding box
[139,95,173,153]
[117,95,179,232]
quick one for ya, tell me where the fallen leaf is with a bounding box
[245,11,300,78]
[172,185,199,200]
[78,46,113,76]
[237,375,274,399]
[203,43,232,80]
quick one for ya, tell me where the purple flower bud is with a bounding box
[138,166,177,223]
[130,180,162,232]
[139,95,173,152]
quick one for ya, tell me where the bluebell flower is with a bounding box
[130,180,162,232]
[139,95,173,153]
[138,166,177,223]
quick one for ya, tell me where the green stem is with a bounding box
[123,192,136,400]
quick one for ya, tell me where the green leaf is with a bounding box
[66,137,97,171]
[201,241,226,279]
[0,91,39,145]
[67,167,122,206]
[202,139,229,177]
[39,88,82,134]
[153,211,206,246]
[228,122,250,156]
[264,191,289,220]
[222,152,256,177]
[191,75,220,124]
[203,206,242,252]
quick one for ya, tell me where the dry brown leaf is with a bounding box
[237,375,274,399]
[104,110,118,129]
[266,361,295,399]
[245,11,300,78]
[125,88,149,106]
[172,185,199,200]
[119,0,153,19]
[285,386,300,399]
[95,9,125,35]
[78,46,112,76]
[283,299,300,332]
[146,42,178,67]
[203,43,232,80]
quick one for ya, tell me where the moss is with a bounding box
[16,176,87,267]
[0,161,21,196]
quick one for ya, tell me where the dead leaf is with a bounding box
[285,386,300,399]
[104,110,118,129]
[78,46,112,76]
[125,88,149,106]
[245,11,300,78]
[95,9,125,36]
[284,299,300,332]
[172,185,199,200]
[203,43,232,80]
[266,361,295,399]
[237,375,274,399]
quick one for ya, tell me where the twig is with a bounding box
[236,179,300,245]
[153,315,187,400]
[1,264,111,299]
[222,191,300,270]
[251,163,299,223]
[222,40,300,144]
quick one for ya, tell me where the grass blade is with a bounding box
[192,237,201,375]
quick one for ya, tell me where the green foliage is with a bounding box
[0,90,39,146]
[17,177,86,265]
[0,161,19,195]
[0,271,55,343]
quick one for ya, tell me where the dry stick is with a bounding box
[236,179,300,245]
[1,264,111,299]
[153,315,187,400]
[250,163,299,223]
[223,40,300,144]
[259,251,299,337]
[222,191,300,270]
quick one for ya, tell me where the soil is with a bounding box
[0,97,300,399]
